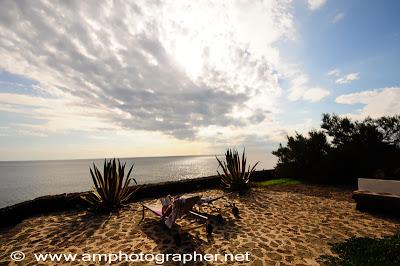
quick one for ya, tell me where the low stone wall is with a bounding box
[0,169,274,228]
[353,191,400,215]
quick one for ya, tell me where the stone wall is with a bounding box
[0,170,274,228]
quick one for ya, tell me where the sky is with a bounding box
[0,0,399,163]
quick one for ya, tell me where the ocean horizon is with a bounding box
[0,153,274,208]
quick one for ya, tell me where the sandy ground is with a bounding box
[0,185,399,265]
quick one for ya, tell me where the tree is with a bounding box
[273,114,400,184]
[273,131,330,180]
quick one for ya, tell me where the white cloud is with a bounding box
[0,0,332,160]
[0,0,325,155]
[0,92,116,134]
[335,87,400,118]
[326,69,359,84]
[303,87,331,102]
[335,72,359,84]
[0,0,298,141]
[333,12,345,23]
[326,68,341,76]
[308,0,327,10]
[288,74,330,102]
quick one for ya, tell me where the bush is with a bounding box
[273,131,330,180]
[273,114,400,184]
[216,148,259,193]
[321,232,400,265]
[81,158,141,211]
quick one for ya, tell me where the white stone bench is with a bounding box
[357,178,400,196]
[353,178,400,215]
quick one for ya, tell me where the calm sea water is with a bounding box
[0,154,274,208]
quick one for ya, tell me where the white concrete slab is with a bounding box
[358,178,400,196]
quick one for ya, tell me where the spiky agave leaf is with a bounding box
[81,158,142,211]
[215,148,259,192]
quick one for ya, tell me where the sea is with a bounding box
[0,154,275,208]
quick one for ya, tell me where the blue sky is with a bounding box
[0,0,399,163]
[277,0,400,123]
[293,0,400,90]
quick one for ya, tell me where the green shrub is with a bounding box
[82,158,141,211]
[321,232,400,265]
[273,114,400,184]
[273,130,330,180]
[216,148,259,192]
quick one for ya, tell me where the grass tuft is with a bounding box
[255,178,302,186]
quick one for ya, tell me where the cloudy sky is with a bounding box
[0,0,399,163]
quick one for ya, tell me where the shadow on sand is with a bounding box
[139,214,242,266]
[42,211,111,248]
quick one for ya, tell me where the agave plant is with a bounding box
[82,158,141,211]
[216,148,259,192]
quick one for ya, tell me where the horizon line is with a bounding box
[0,154,225,163]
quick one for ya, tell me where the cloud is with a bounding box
[335,87,400,118]
[0,0,330,159]
[335,73,359,84]
[0,92,114,135]
[326,68,341,77]
[288,74,330,102]
[307,0,327,10]
[326,69,359,84]
[333,12,345,23]
[303,87,330,102]
[0,0,299,141]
